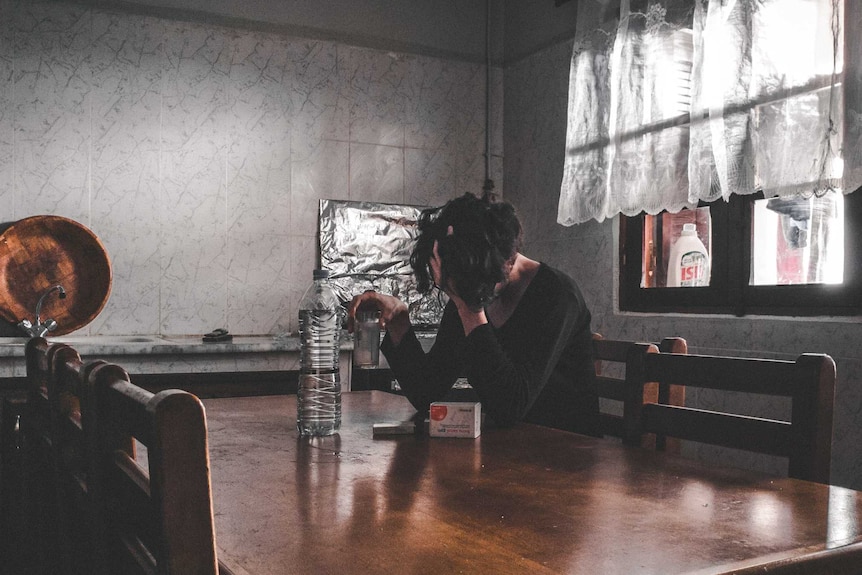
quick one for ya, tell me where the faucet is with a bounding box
[18,284,67,338]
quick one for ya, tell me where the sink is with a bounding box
[0,335,173,345]
[46,335,179,349]
[0,334,289,353]
[48,335,173,345]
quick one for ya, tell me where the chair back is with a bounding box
[592,334,657,439]
[22,337,64,574]
[87,362,219,575]
[592,334,687,449]
[47,345,109,574]
[625,350,836,483]
[24,337,54,450]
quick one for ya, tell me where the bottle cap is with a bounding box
[682,223,697,234]
[313,269,330,280]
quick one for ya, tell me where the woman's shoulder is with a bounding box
[534,263,579,291]
[530,263,587,307]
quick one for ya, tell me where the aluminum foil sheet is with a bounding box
[319,199,445,328]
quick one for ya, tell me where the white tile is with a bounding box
[349,143,403,205]
[0,6,12,223]
[13,2,91,222]
[404,57,484,154]
[158,20,230,335]
[404,148,458,208]
[226,33,292,237]
[290,139,349,237]
[288,235,318,334]
[88,226,162,335]
[159,146,228,334]
[347,47,408,147]
[226,232,292,335]
[287,40,350,149]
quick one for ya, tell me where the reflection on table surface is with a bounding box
[203,391,862,575]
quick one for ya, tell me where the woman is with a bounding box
[348,192,598,434]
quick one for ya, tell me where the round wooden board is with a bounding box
[0,215,112,336]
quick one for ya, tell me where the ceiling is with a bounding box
[74,0,581,65]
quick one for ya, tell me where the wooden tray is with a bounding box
[0,215,112,336]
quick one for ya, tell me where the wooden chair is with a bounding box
[592,334,657,440]
[47,344,109,574]
[87,361,220,575]
[592,333,688,450]
[0,393,29,574]
[21,337,66,574]
[624,349,836,484]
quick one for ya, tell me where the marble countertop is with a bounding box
[0,334,314,358]
[0,330,438,359]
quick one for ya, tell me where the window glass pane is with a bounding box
[750,193,844,286]
[641,207,712,288]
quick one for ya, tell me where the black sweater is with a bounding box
[381,263,599,435]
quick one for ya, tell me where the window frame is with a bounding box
[619,191,862,317]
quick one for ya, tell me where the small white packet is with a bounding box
[429,402,481,438]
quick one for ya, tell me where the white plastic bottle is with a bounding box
[297,269,343,436]
[667,223,710,287]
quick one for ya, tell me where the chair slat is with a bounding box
[642,404,794,456]
[100,376,156,447]
[592,333,687,453]
[643,353,799,395]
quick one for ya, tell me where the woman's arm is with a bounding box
[349,290,463,413]
[462,279,589,427]
[380,302,464,412]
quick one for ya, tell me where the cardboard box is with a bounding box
[429,402,481,438]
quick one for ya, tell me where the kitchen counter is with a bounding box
[0,334,353,379]
[0,334,315,358]
[0,330,436,380]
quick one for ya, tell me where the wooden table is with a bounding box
[204,392,862,575]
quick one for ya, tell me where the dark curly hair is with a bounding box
[410,192,523,311]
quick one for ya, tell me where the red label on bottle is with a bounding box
[681,265,700,281]
[679,252,708,287]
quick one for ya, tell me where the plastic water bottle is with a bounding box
[297,269,343,436]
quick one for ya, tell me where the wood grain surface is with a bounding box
[0,216,111,335]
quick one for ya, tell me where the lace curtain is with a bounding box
[559,0,862,225]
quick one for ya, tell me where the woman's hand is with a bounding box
[347,290,411,345]
[430,237,465,307]
[431,239,487,336]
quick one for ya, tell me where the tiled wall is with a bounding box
[503,38,862,490]
[0,0,502,337]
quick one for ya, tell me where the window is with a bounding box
[619,190,862,316]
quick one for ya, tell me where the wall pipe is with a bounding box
[483,0,495,196]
